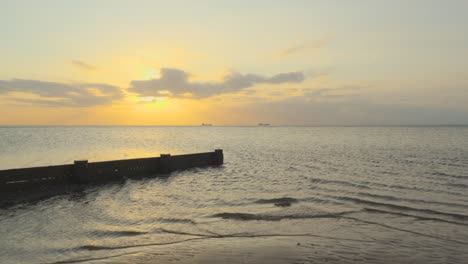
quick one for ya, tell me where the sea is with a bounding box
[0,126,467,264]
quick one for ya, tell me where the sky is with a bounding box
[1,0,467,126]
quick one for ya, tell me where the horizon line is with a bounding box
[1,124,467,128]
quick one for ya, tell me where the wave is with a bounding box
[310,178,371,189]
[301,196,346,205]
[211,211,355,221]
[363,208,468,227]
[357,192,468,209]
[446,183,468,189]
[152,228,209,237]
[68,211,468,260]
[88,226,206,239]
[431,171,468,180]
[254,197,299,207]
[310,177,464,197]
[142,217,196,224]
[384,183,464,197]
[330,196,468,221]
[89,230,148,238]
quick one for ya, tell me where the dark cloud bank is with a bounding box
[0,79,123,107]
[129,68,305,98]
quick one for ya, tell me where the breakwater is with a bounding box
[0,149,223,192]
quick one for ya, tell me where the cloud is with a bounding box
[0,79,123,107]
[304,86,361,98]
[205,83,468,126]
[72,60,97,71]
[280,38,330,57]
[129,68,305,98]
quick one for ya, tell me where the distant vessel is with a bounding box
[258,123,271,126]
[201,123,212,126]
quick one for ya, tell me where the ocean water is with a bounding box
[0,126,468,264]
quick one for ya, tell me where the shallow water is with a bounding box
[1,126,468,263]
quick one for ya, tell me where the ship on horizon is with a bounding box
[258,123,271,126]
[201,123,213,126]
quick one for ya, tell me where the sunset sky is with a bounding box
[1,0,467,125]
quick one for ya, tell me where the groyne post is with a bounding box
[160,154,172,174]
[72,160,89,184]
[214,149,223,165]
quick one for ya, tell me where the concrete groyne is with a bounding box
[0,149,223,192]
